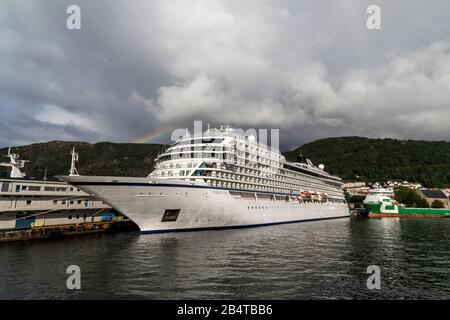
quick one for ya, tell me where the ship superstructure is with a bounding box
[0,148,118,231]
[0,148,29,178]
[149,126,344,202]
[61,126,349,233]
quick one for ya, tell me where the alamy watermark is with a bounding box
[66,265,81,290]
[66,5,81,30]
[168,121,280,165]
[366,265,381,290]
[366,5,381,30]
[65,5,380,31]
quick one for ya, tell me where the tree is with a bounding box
[344,191,351,202]
[348,195,365,208]
[431,200,444,209]
[349,195,366,204]
[283,137,450,188]
[394,187,429,208]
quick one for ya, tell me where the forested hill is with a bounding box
[283,137,450,188]
[0,141,166,180]
[1,137,449,187]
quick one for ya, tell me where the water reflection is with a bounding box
[0,218,449,299]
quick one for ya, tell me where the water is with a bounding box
[1,217,449,299]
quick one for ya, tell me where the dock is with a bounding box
[0,219,138,242]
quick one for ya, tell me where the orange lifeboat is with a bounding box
[300,191,311,198]
[311,192,321,202]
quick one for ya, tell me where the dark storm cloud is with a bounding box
[1,0,449,150]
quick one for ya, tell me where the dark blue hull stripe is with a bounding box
[72,181,346,200]
[140,215,350,234]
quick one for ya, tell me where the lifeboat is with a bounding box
[311,192,321,202]
[300,191,313,202]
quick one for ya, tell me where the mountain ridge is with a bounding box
[283,136,450,187]
[0,141,167,180]
[1,137,449,187]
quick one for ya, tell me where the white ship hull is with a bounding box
[62,176,350,233]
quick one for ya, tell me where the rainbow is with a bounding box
[130,127,172,144]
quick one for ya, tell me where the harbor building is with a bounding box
[418,189,450,208]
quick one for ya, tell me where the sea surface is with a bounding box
[1,217,449,299]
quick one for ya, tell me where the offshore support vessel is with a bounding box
[364,194,450,218]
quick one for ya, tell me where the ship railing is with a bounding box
[176,131,280,153]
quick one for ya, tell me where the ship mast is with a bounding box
[69,147,80,176]
[0,148,29,178]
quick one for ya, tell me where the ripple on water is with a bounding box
[1,218,449,299]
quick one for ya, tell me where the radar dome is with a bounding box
[318,164,325,170]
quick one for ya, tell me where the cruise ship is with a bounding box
[61,126,349,233]
[0,148,120,231]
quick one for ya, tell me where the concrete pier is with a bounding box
[0,219,138,242]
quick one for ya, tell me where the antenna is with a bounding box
[0,148,28,178]
[295,149,307,164]
[69,147,80,176]
[44,167,47,184]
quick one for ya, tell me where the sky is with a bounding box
[1,0,449,150]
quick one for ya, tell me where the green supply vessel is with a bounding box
[363,195,450,218]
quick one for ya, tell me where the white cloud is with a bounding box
[1,0,450,148]
[152,4,450,140]
[34,105,98,132]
